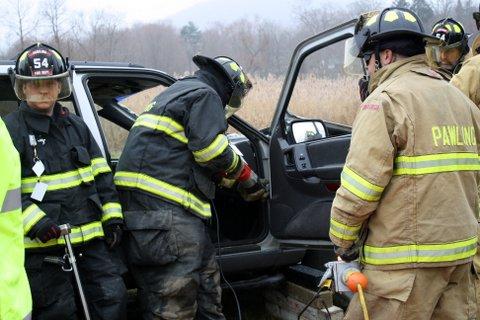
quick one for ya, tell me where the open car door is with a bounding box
[268,20,358,249]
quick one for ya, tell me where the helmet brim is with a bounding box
[370,30,441,45]
[192,55,235,88]
[13,73,72,101]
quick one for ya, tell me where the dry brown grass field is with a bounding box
[104,75,361,157]
[123,75,360,127]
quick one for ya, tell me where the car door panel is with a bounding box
[305,134,351,180]
[280,135,350,180]
[270,126,350,240]
[268,20,357,244]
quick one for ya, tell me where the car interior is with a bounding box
[83,75,269,251]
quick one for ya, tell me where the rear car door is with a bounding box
[71,65,176,165]
[268,20,359,248]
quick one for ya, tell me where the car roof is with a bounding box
[0,60,148,74]
[0,60,144,67]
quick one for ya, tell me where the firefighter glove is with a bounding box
[238,174,269,202]
[104,223,123,249]
[334,245,359,262]
[229,161,269,201]
[213,172,237,189]
[35,218,62,243]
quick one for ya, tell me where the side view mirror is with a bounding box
[291,120,328,143]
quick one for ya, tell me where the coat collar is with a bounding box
[20,101,70,134]
[368,54,441,92]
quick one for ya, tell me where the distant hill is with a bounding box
[162,0,352,28]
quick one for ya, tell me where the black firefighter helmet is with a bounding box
[431,18,469,56]
[193,55,252,118]
[11,43,71,101]
[344,7,438,75]
[474,4,480,30]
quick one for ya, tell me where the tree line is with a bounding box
[1,0,479,77]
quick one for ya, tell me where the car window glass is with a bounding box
[90,102,129,159]
[233,76,279,131]
[102,86,166,158]
[287,40,362,127]
[85,76,167,159]
[0,75,20,117]
[120,85,166,114]
[0,100,19,117]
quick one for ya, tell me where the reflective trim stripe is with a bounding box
[329,217,361,241]
[24,221,104,249]
[22,204,46,234]
[22,167,94,193]
[92,157,111,176]
[193,134,229,163]
[362,237,477,265]
[226,153,240,174]
[114,171,211,218]
[24,311,32,320]
[1,187,21,212]
[341,166,384,202]
[394,152,480,175]
[101,202,123,222]
[132,114,188,144]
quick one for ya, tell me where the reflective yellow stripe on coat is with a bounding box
[114,171,211,218]
[340,166,384,202]
[22,167,93,193]
[132,114,188,144]
[226,152,240,173]
[101,202,123,222]
[329,217,361,241]
[24,221,104,249]
[193,134,229,163]
[91,157,111,176]
[394,152,480,175]
[21,158,110,194]
[22,204,46,235]
[362,237,477,265]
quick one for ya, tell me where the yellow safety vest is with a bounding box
[0,118,32,319]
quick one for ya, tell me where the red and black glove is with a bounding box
[236,164,269,202]
[35,218,62,243]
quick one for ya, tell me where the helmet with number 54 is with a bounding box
[11,43,72,103]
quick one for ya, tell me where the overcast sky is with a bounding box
[0,0,388,50]
[66,0,212,25]
[65,0,355,27]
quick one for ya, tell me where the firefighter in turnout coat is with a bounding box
[337,8,480,319]
[115,55,267,319]
[3,43,127,320]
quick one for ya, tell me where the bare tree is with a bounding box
[294,4,348,35]
[69,11,122,61]
[42,0,68,49]
[4,0,38,51]
[431,0,454,18]
[348,0,384,16]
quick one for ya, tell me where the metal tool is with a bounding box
[298,260,368,320]
[59,223,91,320]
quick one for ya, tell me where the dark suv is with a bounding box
[0,20,358,287]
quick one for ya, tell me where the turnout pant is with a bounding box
[344,263,477,320]
[121,195,225,320]
[25,239,127,320]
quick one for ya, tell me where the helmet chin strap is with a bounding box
[374,45,382,71]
